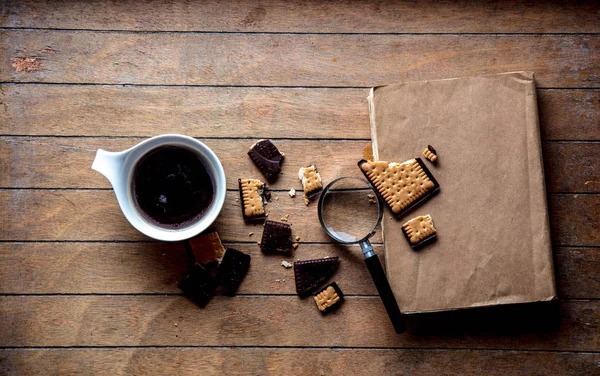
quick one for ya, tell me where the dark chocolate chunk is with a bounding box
[294,257,339,296]
[179,263,216,306]
[260,220,293,253]
[215,248,251,296]
[314,282,344,313]
[248,139,284,181]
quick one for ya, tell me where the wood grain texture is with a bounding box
[0,242,381,295]
[0,138,367,191]
[1,86,598,140]
[2,137,598,193]
[0,190,383,243]
[0,243,596,299]
[2,0,599,33]
[555,247,600,299]
[0,296,597,350]
[2,31,599,87]
[549,194,600,247]
[2,348,599,376]
[0,190,596,245]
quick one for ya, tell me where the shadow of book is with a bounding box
[404,301,560,336]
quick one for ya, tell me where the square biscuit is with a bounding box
[401,214,437,248]
[314,282,344,313]
[359,158,438,216]
[239,178,266,221]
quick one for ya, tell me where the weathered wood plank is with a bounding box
[0,190,382,243]
[1,32,598,87]
[2,348,599,376]
[0,138,367,191]
[0,86,371,138]
[549,194,600,247]
[0,243,596,299]
[1,191,596,246]
[542,142,600,193]
[538,90,600,141]
[0,296,597,350]
[2,0,599,33]
[0,242,380,295]
[555,247,600,299]
[3,138,597,193]
[1,86,598,140]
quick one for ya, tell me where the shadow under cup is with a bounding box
[130,144,218,231]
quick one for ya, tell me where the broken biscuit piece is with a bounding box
[314,282,344,313]
[238,178,266,222]
[248,139,284,181]
[423,145,438,162]
[401,214,437,248]
[358,158,439,217]
[188,231,226,265]
[298,165,323,205]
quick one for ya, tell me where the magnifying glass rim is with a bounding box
[317,176,384,244]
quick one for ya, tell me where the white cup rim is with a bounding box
[93,134,226,242]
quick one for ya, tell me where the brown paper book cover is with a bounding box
[368,72,557,314]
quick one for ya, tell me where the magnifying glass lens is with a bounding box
[319,178,381,243]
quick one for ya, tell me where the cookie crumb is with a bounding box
[293,243,299,249]
[289,188,296,198]
[248,232,254,236]
[295,235,301,241]
[282,261,293,268]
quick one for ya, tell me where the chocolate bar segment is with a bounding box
[401,214,437,249]
[179,263,216,306]
[248,139,284,181]
[260,220,293,254]
[358,158,439,217]
[314,282,344,313]
[294,257,339,296]
[215,248,251,296]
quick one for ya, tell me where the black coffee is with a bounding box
[132,145,214,229]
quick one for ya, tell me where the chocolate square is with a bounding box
[179,263,216,306]
[260,220,293,254]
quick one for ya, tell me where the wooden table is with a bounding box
[1,1,599,374]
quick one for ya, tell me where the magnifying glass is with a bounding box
[318,177,406,333]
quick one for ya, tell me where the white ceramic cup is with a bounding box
[91,134,226,241]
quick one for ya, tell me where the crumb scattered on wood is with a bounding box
[281,261,293,268]
[39,48,57,54]
[293,243,299,249]
[295,235,301,241]
[289,188,296,198]
[11,57,43,73]
[248,232,254,236]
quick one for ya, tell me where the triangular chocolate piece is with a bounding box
[294,257,339,296]
[248,139,284,181]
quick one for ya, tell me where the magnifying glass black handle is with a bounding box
[364,254,407,334]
